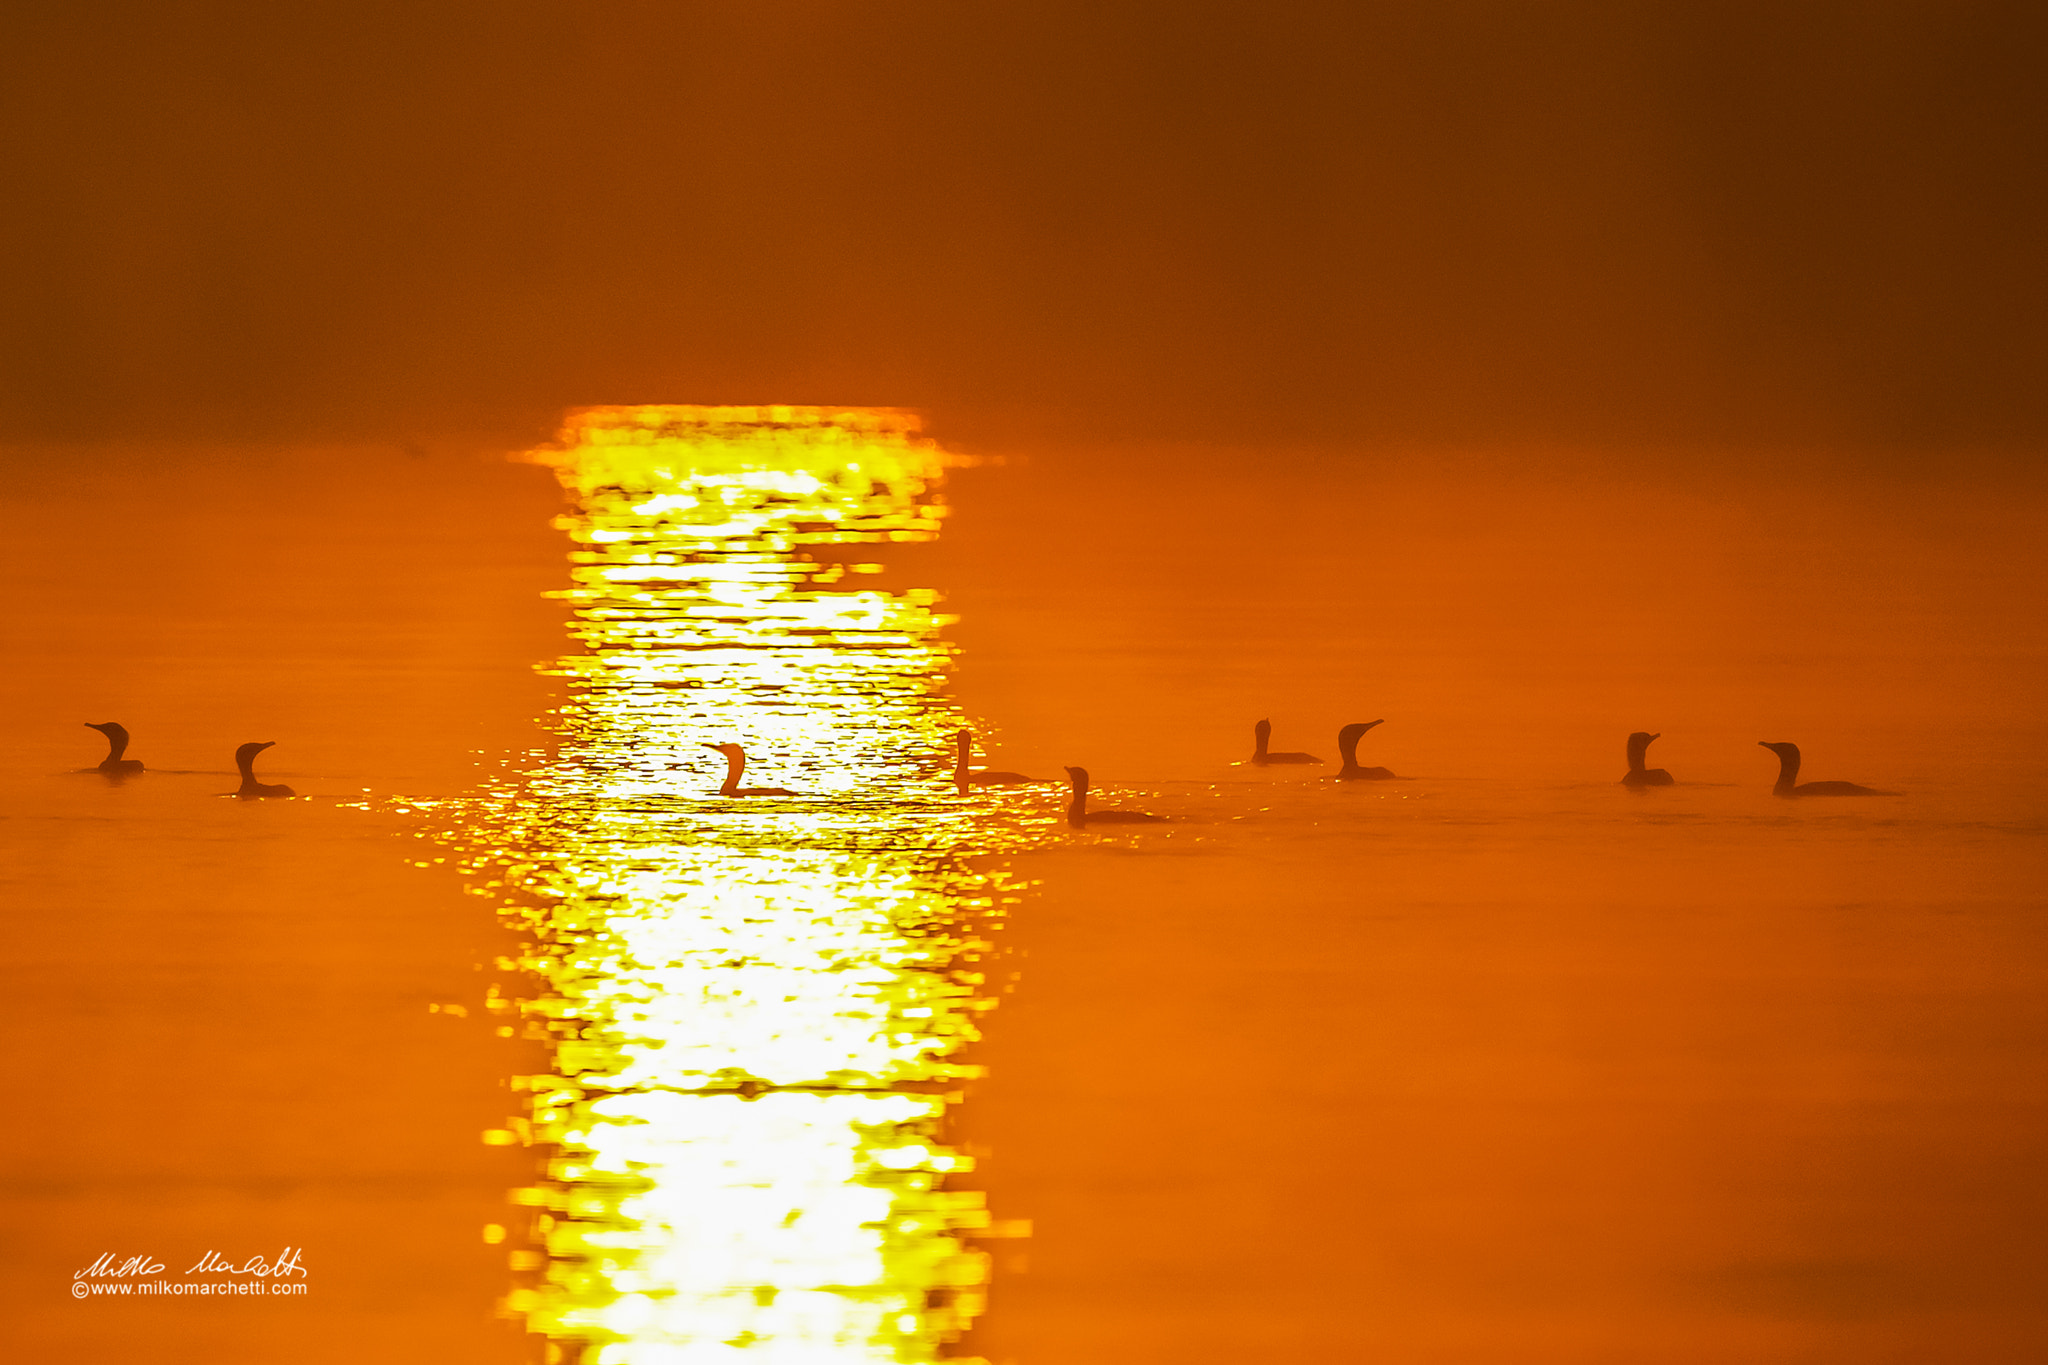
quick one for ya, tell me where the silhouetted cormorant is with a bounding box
[1758,741,1889,797]
[1621,731,1674,787]
[1063,767,1166,828]
[84,722,143,775]
[953,730,1041,786]
[1334,721,1399,780]
[1250,719,1320,765]
[234,742,294,798]
[703,743,798,797]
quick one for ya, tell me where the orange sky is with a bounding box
[2,1,2044,462]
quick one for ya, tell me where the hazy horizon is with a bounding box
[4,1,2045,464]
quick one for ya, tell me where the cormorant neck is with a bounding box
[236,752,256,778]
[719,751,745,796]
[1625,737,1649,773]
[104,735,128,762]
[1335,724,1376,778]
[1773,751,1798,792]
[954,733,971,779]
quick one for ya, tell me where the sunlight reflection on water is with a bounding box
[439,407,1042,1363]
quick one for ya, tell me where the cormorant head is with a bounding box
[1254,719,1271,737]
[702,743,744,758]
[85,721,129,742]
[1758,741,1799,761]
[235,741,275,765]
[1062,766,1088,792]
[1338,721,1384,744]
[1629,731,1660,744]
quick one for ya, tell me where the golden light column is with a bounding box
[452,406,1036,1364]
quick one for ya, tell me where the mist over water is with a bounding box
[2,436,2044,1362]
[935,446,2048,1363]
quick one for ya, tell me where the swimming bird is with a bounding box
[953,730,1041,787]
[1250,719,1320,765]
[1621,731,1674,787]
[1758,741,1889,797]
[234,741,295,798]
[1334,721,1399,780]
[1063,767,1167,828]
[84,721,144,775]
[703,743,798,797]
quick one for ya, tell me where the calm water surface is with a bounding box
[2,432,2044,1363]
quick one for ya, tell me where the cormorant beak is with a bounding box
[257,741,275,752]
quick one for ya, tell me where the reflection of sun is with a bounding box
[445,407,1033,1363]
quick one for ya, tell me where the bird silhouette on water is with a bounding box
[953,729,1041,787]
[1250,719,1320,765]
[234,742,294,798]
[1334,721,1400,780]
[1063,767,1167,828]
[84,722,144,776]
[1758,741,1890,797]
[703,743,798,797]
[1621,732,1674,787]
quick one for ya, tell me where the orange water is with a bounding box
[2,440,2044,1363]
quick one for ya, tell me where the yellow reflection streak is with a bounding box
[447,407,1037,1364]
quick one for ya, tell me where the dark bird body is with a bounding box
[1621,731,1674,787]
[953,730,1040,787]
[1759,741,1890,797]
[85,721,144,775]
[703,743,798,797]
[1063,766,1166,828]
[1251,719,1320,766]
[1335,721,1399,780]
[235,741,294,798]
